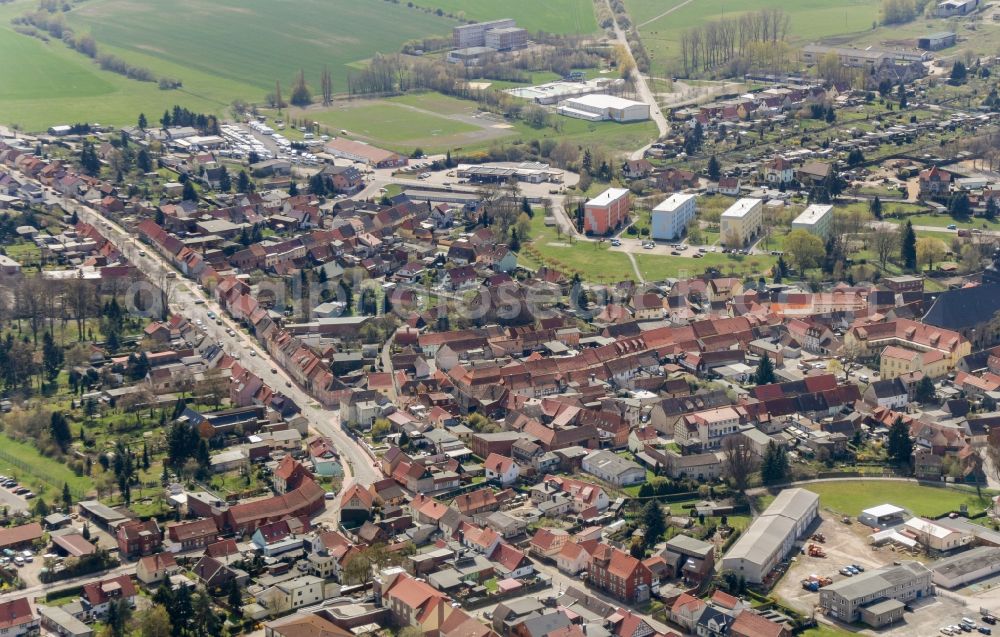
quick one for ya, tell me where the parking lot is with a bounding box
[774,511,910,615]
[774,511,999,635]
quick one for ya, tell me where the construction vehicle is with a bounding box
[801,575,833,591]
[807,544,827,557]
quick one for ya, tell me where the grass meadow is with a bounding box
[627,0,881,72]
[406,0,598,34]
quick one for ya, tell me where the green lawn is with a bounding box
[628,0,880,71]
[884,213,1000,232]
[635,251,776,282]
[800,624,855,637]
[0,433,94,500]
[797,481,993,518]
[407,0,598,34]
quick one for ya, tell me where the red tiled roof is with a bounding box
[0,598,33,630]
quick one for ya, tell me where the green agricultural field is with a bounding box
[67,0,457,94]
[628,0,880,70]
[791,480,993,518]
[0,1,249,130]
[407,0,598,34]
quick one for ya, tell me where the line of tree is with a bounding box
[678,8,790,75]
[158,105,220,134]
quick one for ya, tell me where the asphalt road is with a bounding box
[55,190,381,492]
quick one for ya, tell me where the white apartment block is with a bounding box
[720,198,763,247]
[791,204,833,239]
[651,193,697,241]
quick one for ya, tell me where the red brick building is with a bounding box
[587,543,653,604]
[116,519,162,559]
[166,518,218,551]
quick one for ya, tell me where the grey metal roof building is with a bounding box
[819,561,932,627]
[721,488,819,583]
[932,546,1000,589]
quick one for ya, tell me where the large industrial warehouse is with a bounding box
[557,94,651,122]
[721,488,819,583]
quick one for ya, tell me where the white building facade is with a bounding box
[651,194,697,241]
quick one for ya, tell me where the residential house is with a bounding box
[588,543,653,604]
[0,598,39,637]
[484,454,520,487]
[81,575,137,619]
[136,553,179,586]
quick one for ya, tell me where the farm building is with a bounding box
[935,0,979,17]
[557,94,651,122]
[918,32,957,50]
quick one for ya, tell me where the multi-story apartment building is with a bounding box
[651,193,696,241]
[584,188,630,235]
[720,198,763,247]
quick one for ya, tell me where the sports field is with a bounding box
[782,480,993,518]
[407,0,598,34]
[627,0,880,71]
[295,101,481,148]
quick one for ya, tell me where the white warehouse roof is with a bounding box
[862,504,906,518]
[561,93,649,110]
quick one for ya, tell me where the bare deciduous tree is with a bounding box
[873,226,899,270]
[722,436,760,500]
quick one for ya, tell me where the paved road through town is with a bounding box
[51,190,381,494]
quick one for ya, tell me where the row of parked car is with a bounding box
[941,616,993,635]
[0,548,33,567]
[838,563,865,577]
[0,476,34,499]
